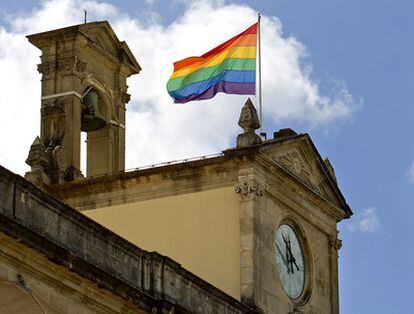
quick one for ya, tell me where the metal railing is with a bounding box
[88,152,224,179]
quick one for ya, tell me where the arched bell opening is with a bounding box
[81,86,108,132]
[80,86,112,178]
[80,84,123,178]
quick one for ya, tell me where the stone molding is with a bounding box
[50,156,237,210]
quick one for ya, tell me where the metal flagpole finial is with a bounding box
[257,12,261,21]
[84,9,87,24]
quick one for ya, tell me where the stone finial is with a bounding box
[236,98,262,147]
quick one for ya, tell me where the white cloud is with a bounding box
[348,207,380,234]
[0,0,360,175]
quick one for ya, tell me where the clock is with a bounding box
[275,224,305,299]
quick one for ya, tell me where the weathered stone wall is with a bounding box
[0,165,256,314]
[39,134,350,314]
[235,150,345,314]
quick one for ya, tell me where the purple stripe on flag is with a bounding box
[173,81,255,104]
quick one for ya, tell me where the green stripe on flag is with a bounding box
[167,58,256,92]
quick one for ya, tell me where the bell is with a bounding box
[81,91,107,132]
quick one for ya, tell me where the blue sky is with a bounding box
[0,1,413,312]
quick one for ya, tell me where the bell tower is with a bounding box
[25,21,140,187]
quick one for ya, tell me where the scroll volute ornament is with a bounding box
[235,180,263,198]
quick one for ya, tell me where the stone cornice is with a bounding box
[49,140,350,223]
[49,156,239,210]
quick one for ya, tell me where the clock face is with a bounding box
[275,224,305,299]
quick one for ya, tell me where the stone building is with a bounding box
[0,21,352,313]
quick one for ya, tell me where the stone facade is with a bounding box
[50,131,351,314]
[25,21,140,186]
[0,165,257,313]
[17,20,352,314]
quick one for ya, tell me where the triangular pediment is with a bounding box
[80,21,141,74]
[27,21,140,75]
[90,29,119,57]
[259,134,351,215]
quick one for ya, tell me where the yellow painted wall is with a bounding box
[83,187,241,299]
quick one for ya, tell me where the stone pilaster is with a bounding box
[235,172,263,308]
[329,232,342,314]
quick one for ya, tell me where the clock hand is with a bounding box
[287,249,294,274]
[282,234,288,245]
[286,236,300,274]
[284,239,293,274]
[276,244,289,267]
[292,258,300,271]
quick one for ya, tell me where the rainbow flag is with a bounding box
[167,23,257,103]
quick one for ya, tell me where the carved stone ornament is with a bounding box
[121,91,131,104]
[235,181,263,198]
[329,235,343,251]
[51,145,66,170]
[41,97,67,149]
[57,56,87,74]
[276,152,313,186]
[37,61,56,79]
[41,97,67,116]
[76,59,87,72]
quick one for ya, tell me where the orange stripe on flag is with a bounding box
[173,32,257,72]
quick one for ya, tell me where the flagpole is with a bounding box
[257,12,263,135]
